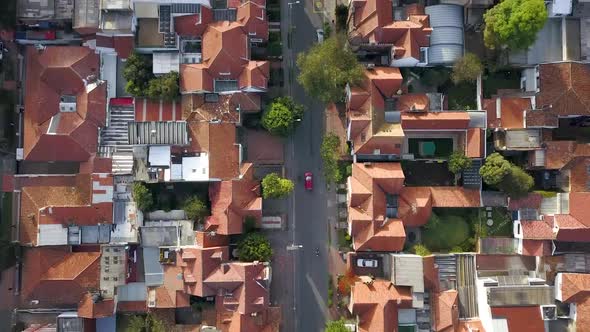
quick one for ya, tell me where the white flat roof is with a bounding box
[182,154,209,181]
[153,52,180,75]
[38,224,68,246]
[149,145,171,167]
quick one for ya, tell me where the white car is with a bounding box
[316,29,324,43]
[357,259,378,268]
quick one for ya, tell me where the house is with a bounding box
[16,174,114,246]
[21,46,107,164]
[347,0,464,67]
[347,162,481,251]
[555,273,590,331]
[346,68,486,162]
[348,279,413,332]
[206,163,262,235]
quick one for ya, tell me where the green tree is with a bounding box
[125,314,167,332]
[321,133,342,183]
[479,153,512,185]
[483,0,548,50]
[411,244,432,257]
[132,182,153,212]
[237,232,273,262]
[183,196,208,222]
[146,71,179,101]
[335,4,349,32]
[498,165,534,198]
[261,173,295,199]
[261,97,305,136]
[448,150,472,174]
[297,35,365,103]
[451,53,483,84]
[123,53,154,97]
[325,319,350,332]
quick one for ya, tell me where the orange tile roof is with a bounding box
[350,279,413,332]
[116,301,148,312]
[77,293,115,318]
[401,112,470,130]
[422,255,439,292]
[180,22,268,93]
[521,219,555,239]
[457,319,486,332]
[499,97,529,129]
[429,187,481,207]
[508,193,543,210]
[217,305,280,332]
[553,192,590,241]
[350,0,431,60]
[207,163,261,235]
[20,247,100,308]
[178,247,229,297]
[347,68,403,154]
[348,163,407,251]
[174,7,213,37]
[491,306,544,332]
[431,290,459,332]
[188,122,240,180]
[483,98,500,129]
[521,239,552,256]
[23,46,106,162]
[18,175,92,245]
[559,273,590,303]
[535,62,590,125]
[236,1,269,42]
[466,128,484,158]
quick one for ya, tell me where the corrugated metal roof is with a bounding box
[128,121,188,145]
[487,285,554,306]
[425,4,464,65]
[143,247,164,286]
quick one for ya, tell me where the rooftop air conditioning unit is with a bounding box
[366,63,375,70]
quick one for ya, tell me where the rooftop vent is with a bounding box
[59,95,77,113]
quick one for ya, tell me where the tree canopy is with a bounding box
[132,182,153,212]
[125,314,167,332]
[448,150,472,174]
[123,53,153,97]
[183,196,208,222]
[321,133,342,183]
[479,153,512,185]
[261,173,295,199]
[480,153,533,198]
[451,53,483,84]
[483,0,548,50]
[325,319,350,332]
[237,232,273,262]
[123,53,179,100]
[262,97,305,136]
[146,71,179,101]
[297,35,365,103]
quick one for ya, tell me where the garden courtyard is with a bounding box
[415,207,513,253]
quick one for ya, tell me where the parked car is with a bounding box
[316,29,324,43]
[357,259,378,268]
[304,172,313,191]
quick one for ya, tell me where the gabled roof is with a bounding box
[20,247,100,308]
[173,6,213,37]
[555,192,590,241]
[188,121,240,180]
[520,218,555,240]
[431,290,459,332]
[207,163,262,235]
[348,163,481,251]
[23,46,106,162]
[180,22,269,94]
[237,0,269,41]
[558,273,590,331]
[483,96,531,129]
[77,293,115,318]
[401,111,470,130]
[350,1,431,59]
[534,62,590,124]
[491,306,545,332]
[349,279,412,332]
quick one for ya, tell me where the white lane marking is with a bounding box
[306,273,330,320]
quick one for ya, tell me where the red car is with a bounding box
[304,172,313,191]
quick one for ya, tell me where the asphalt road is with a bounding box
[280,0,330,331]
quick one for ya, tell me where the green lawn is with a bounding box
[408,138,453,158]
[422,213,470,251]
[481,207,513,237]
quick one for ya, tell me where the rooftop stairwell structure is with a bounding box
[99,103,135,174]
